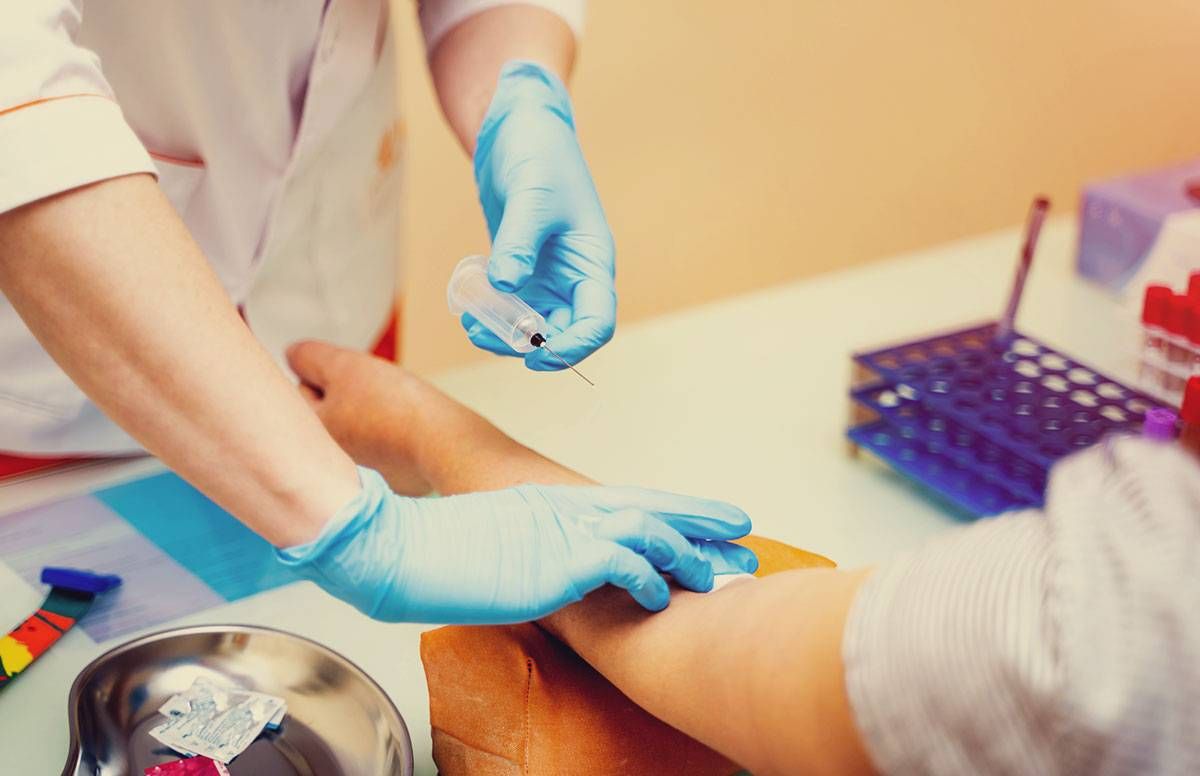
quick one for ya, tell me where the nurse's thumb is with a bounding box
[487,196,554,293]
[286,339,342,391]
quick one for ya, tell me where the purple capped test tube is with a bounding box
[1142,407,1179,442]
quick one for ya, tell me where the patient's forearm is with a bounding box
[543,570,876,776]
[401,390,874,774]
[404,377,591,494]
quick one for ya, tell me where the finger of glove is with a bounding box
[564,486,752,540]
[593,509,714,593]
[600,545,670,612]
[694,540,760,575]
[545,306,573,333]
[488,195,557,292]
[525,277,615,371]
[461,313,523,356]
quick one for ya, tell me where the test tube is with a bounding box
[1190,299,1200,377]
[1179,376,1200,458]
[1163,294,1192,401]
[1140,285,1172,392]
[995,196,1050,341]
[1142,407,1179,441]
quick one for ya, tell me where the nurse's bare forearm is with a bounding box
[0,175,359,546]
[427,4,575,153]
[542,571,877,776]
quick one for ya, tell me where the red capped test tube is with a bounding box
[1179,376,1200,459]
[1163,294,1193,400]
[1140,284,1172,391]
[1191,299,1200,377]
[1188,271,1200,303]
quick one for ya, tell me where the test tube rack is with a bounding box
[846,321,1171,517]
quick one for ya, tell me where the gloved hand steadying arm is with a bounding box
[277,468,758,624]
[468,60,615,370]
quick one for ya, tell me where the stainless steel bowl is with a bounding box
[62,624,414,776]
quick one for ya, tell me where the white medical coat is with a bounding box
[0,0,583,454]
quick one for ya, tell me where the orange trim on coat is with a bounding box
[0,93,206,168]
[0,92,113,119]
[147,150,205,168]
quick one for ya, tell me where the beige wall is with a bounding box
[396,1,1200,374]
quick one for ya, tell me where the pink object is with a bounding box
[144,757,231,776]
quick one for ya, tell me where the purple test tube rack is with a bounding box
[846,321,1171,517]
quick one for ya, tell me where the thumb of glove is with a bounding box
[487,194,555,292]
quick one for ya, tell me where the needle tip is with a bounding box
[538,339,595,386]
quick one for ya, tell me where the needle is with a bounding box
[542,341,595,386]
[531,334,595,386]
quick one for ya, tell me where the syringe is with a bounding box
[447,254,594,386]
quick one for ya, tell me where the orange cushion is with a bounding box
[420,536,835,775]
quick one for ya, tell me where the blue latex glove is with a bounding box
[468,60,616,370]
[277,468,758,624]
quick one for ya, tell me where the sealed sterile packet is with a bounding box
[149,677,287,763]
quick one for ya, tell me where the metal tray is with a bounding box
[62,624,414,776]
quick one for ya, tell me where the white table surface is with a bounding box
[0,216,1140,774]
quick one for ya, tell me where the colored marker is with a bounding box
[0,567,121,691]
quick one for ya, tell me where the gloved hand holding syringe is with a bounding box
[448,254,594,385]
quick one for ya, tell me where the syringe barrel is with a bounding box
[447,254,546,353]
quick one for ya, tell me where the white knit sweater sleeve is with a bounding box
[843,437,1200,776]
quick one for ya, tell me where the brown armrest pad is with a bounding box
[420,535,834,775]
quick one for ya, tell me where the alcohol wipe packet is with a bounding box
[149,677,287,764]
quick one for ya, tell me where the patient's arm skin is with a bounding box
[542,569,875,776]
[285,339,590,494]
[287,343,875,775]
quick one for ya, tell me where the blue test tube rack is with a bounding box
[846,321,1170,517]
